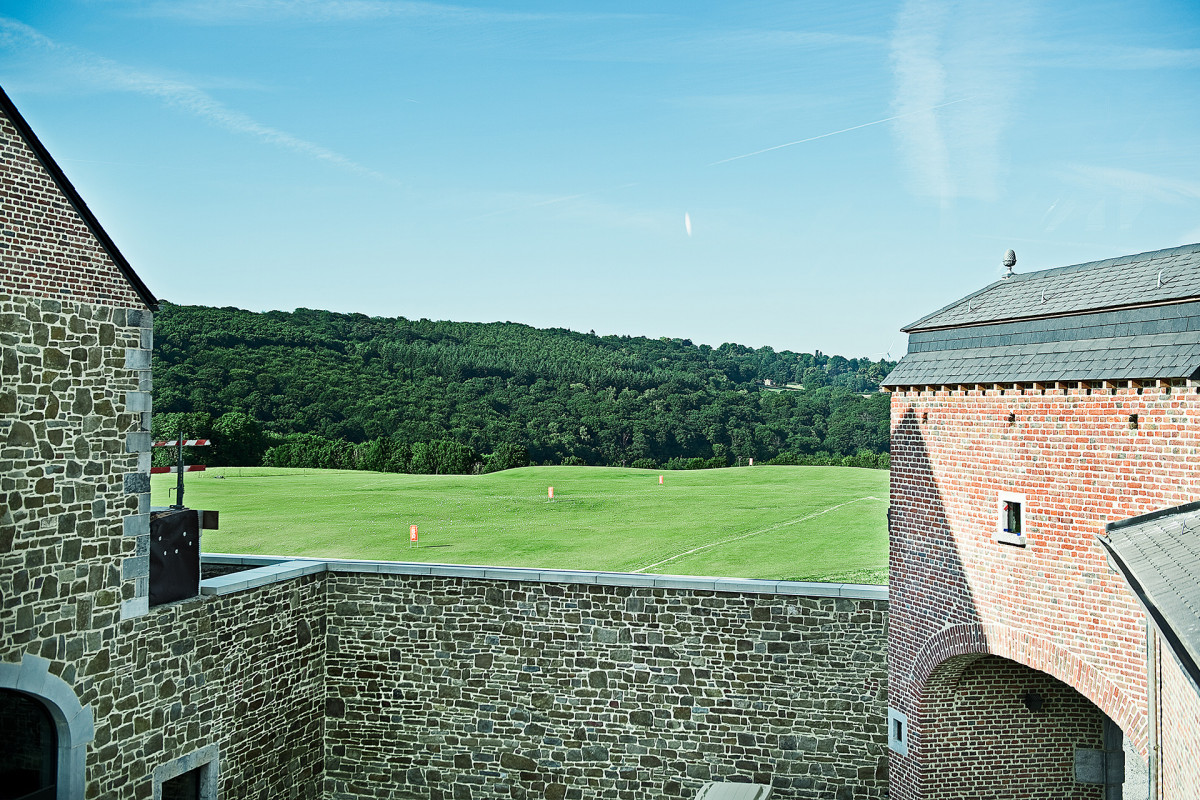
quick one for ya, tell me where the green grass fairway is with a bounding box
[153,465,888,583]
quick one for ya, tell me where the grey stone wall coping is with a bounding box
[201,553,889,601]
[199,559,328,595]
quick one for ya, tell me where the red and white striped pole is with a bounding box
[151,437,212,509]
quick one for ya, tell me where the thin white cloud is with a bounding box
[1035,165,1200,234]
[889,0,954,199]
[888,0,1030,202]
[1030,43,1200,71]
[1060,164,1200,204]
[680,28,883,52]
[1180,224,1200,245]
[135,0,635,25]
[533,25,881,66]
[0,17,393,183]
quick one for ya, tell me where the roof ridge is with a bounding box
[1004,242,1200,283]
[902,243,1200,332]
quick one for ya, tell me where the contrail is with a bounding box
[708,98,972,166]
[631,495,883,573]
[0,17,394,184]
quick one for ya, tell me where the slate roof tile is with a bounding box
[904,243,1200,332]
[884,249,1200,387]
[883,330,1200,386]
[1101,502,1200,692]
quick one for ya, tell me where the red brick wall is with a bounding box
[923,654,1105,800]
[0,110,145,308]
[888,383,1200,798]
[1159,644,1200,797]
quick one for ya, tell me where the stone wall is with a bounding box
[0,112,324,794]
[322,570,888,800]
[0,282,327,798]
[1,292,151,639]
[85,575,326,798]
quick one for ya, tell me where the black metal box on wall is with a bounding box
[149,509,217,607]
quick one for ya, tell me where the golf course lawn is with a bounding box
[153,465,888,583]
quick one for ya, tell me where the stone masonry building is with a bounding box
[883,246,1200,799]
[0,86,890,799]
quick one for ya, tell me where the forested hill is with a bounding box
[152,302,895,468]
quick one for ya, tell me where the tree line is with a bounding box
[151,303,895,472]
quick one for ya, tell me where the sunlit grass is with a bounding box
[155,465,888,583]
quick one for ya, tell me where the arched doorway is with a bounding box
[0,689,57,800]
[0,655,93,800]
[920,653,1147,799]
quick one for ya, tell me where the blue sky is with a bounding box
[2,1,1199,358]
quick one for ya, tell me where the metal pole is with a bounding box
[174,436,186,509]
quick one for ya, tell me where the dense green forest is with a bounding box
[151,303,895,471]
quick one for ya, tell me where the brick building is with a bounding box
[883,246,1200,798]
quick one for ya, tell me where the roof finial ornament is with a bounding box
[1002,249,1017,279]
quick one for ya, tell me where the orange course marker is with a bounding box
[410,524,418,544]
[548,486,554,499]
[659,475,664,485]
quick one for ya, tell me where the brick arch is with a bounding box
[910,621,1146,751]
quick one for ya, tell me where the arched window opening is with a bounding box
[0,689,57,800]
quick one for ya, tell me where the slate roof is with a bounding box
[0,85,158,310]
[905,243,1200,332]
[1099,502,1200,692]
[883,244,1200,387]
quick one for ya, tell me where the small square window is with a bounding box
[162,768,201,800]
[153,745,218,800]
[1004,500,1022,535]
[888,708,909,756]
[996,492,1027,547]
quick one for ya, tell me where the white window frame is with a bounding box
[996,491,1027,547]
[888,707,909,756]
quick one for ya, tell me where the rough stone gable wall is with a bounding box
[0,282,327,798]
[1,292,150,649]
[888,385,1200,798]
[323,573,888,800]
[0,112,144,307]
